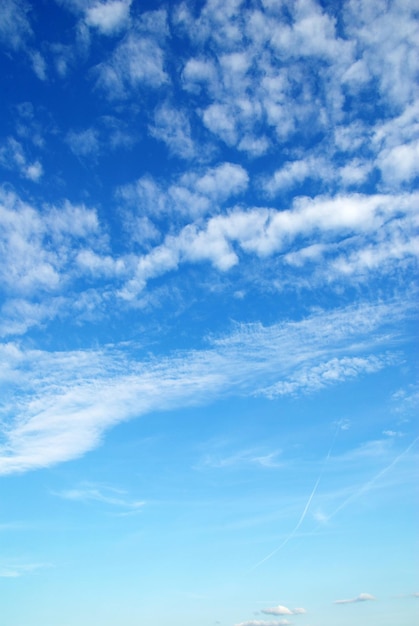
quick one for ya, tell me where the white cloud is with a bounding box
[262,606,306,616]
[261,354,398,398]
[261,606,292,616]
[0,298,410,474]
[338,159,372,186]
[263,157,330,195]
[172,0,418,178]
[117,190,418,298]
[202,103,238,145]
[237,135,270,157]
[85,0,131,35]
[75,249,127,277]
[95,29,168,97]
[66,128,100,157]
[201,448,282,470]
[235,621,291,626]
[193,162,248,198]
[182,57,218,93]
[0,189,102,297]
[0,562,51,578]
[117,162,248,221]
[149,102,196,159]
[377,140,419,186]
[334,592,376,604]
[0,137,44,182]
[30,50,47,80]
[343,0,419,108]
[0,296,67,338]
[54,482,144,509]
[0,0,32,50]
[25,160,43,181]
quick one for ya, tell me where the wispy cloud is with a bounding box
[262,605,306,616]
[261,354,398,398]
[0,137,43,181]
[0,298,410,475]
[249,427,339,571]
[54,482,145,510]
[66,127,100,157]
[235,621,292,626]
[200,448,282,470]
[334,592,376,605]
[0,561,51,578]
[0,0,33,51]
[326,436,419,521]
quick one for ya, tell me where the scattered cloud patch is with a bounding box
[66,127,100,157]
[94,11,169,97]
[0,0,32,50]
[85,0,131,35]
[0,138,43,181]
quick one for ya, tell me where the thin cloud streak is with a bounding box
[0,299,409,475]
[327,436,419,521]
[248,426,339,571]
[334,592,376,604]
[53,483,145,509]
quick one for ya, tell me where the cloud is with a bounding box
[117,162,248,221]
[201,448,282,470]
[262,606,306,616]
[118,190,418,299]
[0,296,67,338]
[263,157,330,195]
[235,621,292,626]
[0,189,102,297]
[149,102,196,159]
[54,482,145,510]
[343,0,419,108]
[0,298,411,474]
[30,50,47,80]
[377,140,419,186]
[0,0,32,50]
[94,11,168,97]
[334,593,376,604]
[85,0,131,35]
[66,128,100,157]
[176,0,355,153]
[261,354,398,397]
[0,137,44,181]
[0,562,51,578]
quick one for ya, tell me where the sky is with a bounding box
[0,0,418,624]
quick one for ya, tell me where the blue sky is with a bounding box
[0,0,418,624]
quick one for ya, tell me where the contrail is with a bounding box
[248,427,338,572]
[327,435,419,520]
